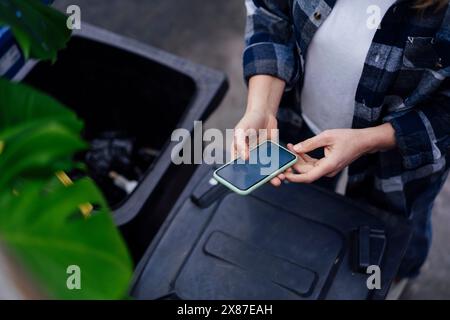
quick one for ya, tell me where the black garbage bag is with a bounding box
[73,131,159,208]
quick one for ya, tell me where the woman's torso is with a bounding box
[288,0,447,128]
[300,0,396,134]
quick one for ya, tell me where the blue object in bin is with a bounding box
[0,0,54,79]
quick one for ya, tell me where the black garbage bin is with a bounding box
[14,23,228,260]
[131,164,412,300]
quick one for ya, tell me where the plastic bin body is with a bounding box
[14,24,228,260]
[132,165,411,300]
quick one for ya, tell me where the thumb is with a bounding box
[234,128,249,159]
[293,132,330,153]
[267,128,279,143]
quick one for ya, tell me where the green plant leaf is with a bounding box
[0,177,133,299]
[0,121,87,189]
[0,59,133,299]
[0,78,85,189]
[0,0,71,61]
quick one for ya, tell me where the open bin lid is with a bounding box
[132,164,411,300]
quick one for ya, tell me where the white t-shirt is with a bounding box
[300,0,396,134]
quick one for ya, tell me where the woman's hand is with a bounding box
[231,109,278,160]
[282,123,396,184]
[232,109,285,187]
[230,75,286,186]
[231,75,285,159]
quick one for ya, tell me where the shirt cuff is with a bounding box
[388,110,441,170]
[243,42,299,90]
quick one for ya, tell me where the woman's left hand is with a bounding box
[280,124,396,184]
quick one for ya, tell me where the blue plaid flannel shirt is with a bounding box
[243,0,450,216]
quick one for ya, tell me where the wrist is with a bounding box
[246,104,277,117]
[246,75,285,116]
[361,123,397,154]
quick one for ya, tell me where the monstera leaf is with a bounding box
[0,176,133,299]
[0,0,71,61]
[0,78,85,189]
[0,77,133,299]
[0,121,87,189]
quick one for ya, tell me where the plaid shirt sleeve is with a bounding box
[388,14,450,170]
[243,0,299,89]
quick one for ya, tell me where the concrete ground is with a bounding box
[55,0,450,299]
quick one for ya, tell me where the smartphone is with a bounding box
[213,140,298,195]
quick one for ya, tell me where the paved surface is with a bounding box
[55,0,450,299]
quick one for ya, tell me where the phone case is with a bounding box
[213,141,298,195]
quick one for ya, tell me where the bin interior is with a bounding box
[22,36,196,208]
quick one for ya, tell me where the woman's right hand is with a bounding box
[231,109,278,160]
[230,75,286,186]
[231,109,285,187]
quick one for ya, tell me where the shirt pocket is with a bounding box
[402,36,442,70]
